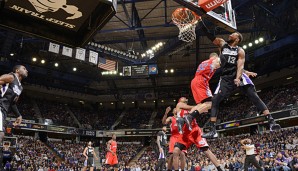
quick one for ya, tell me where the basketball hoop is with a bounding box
[172,8,201,42]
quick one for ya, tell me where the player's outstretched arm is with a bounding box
[201,23,225,48]
[177,102,194,111]
[12,104,22,126]
[162,106,172,124]
[234,48,245,86]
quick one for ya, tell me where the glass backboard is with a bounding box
[173,0,237,32]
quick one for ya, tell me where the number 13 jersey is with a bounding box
[220,43,239,79]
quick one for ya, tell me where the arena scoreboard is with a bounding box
[123,64,158,77]
[131,65,149,77]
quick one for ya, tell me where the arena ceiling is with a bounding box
[0,0,298,102]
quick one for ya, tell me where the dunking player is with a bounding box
[156,125,167,171]
[82,141,99,171]
[173,97,223,171]
[186,25,280,138]
[105,134,118,171]
[162,107,186,171]
[0,65,28,167]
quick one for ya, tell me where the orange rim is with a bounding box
[172,8,201,24]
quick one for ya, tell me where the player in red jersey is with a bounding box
[173,97,223,171]
[183,53,221,131]
[105,133,118,171]
[162,106,186,171]
[191,53,220,105]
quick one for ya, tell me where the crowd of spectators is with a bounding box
[47,140,86,169]
[127,128,298,171]
[37,101,78,128]
[9,136,63,170]
[1,127,297,170]
[153,83,298,128]
[116,108,153,129]
[45,139,143,170]
[7,96,36,120]
[70,107,119,130]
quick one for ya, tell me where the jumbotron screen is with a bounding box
[131,65,149,77]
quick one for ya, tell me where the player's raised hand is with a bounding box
[234,78,241,87]
[246,71,257,77]
[13,116,22,127]
[165,106,171,114]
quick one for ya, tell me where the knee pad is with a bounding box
[174,143,186,151]
[200,146,209,152]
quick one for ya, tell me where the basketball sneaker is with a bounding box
[184,114,194,131]
[266,114,281,131]
[176,117,185,134]
[202,126,218,139]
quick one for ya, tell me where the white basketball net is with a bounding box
[172,8,200,43]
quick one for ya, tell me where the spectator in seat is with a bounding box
[290,152,298,171]
[274,152,291,171]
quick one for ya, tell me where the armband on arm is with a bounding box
[11,104,22,117]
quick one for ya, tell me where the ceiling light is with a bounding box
[286,77,292,80]
[73,67,77,71]
[99,103,102,105]
[54,63,59,67]
[132,101,135,104]
[111,102,114,105]
[248,43,253,47]
[165,69,168,73]
[32,57,37,62]
[259,37,264,42]
[119,72,123,76]
[255,40,259,44]
[173,99,176,102]
[122,102,125,104]
[10,53,14,56]
[170,69,174,73]
[41,59,45,64]
[243,45,247,49]
[144,101,146,103]
[161,100,164,103]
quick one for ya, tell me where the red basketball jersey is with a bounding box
[109,140,117,153]
[170,117,179,137]
[194,58,217,82]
